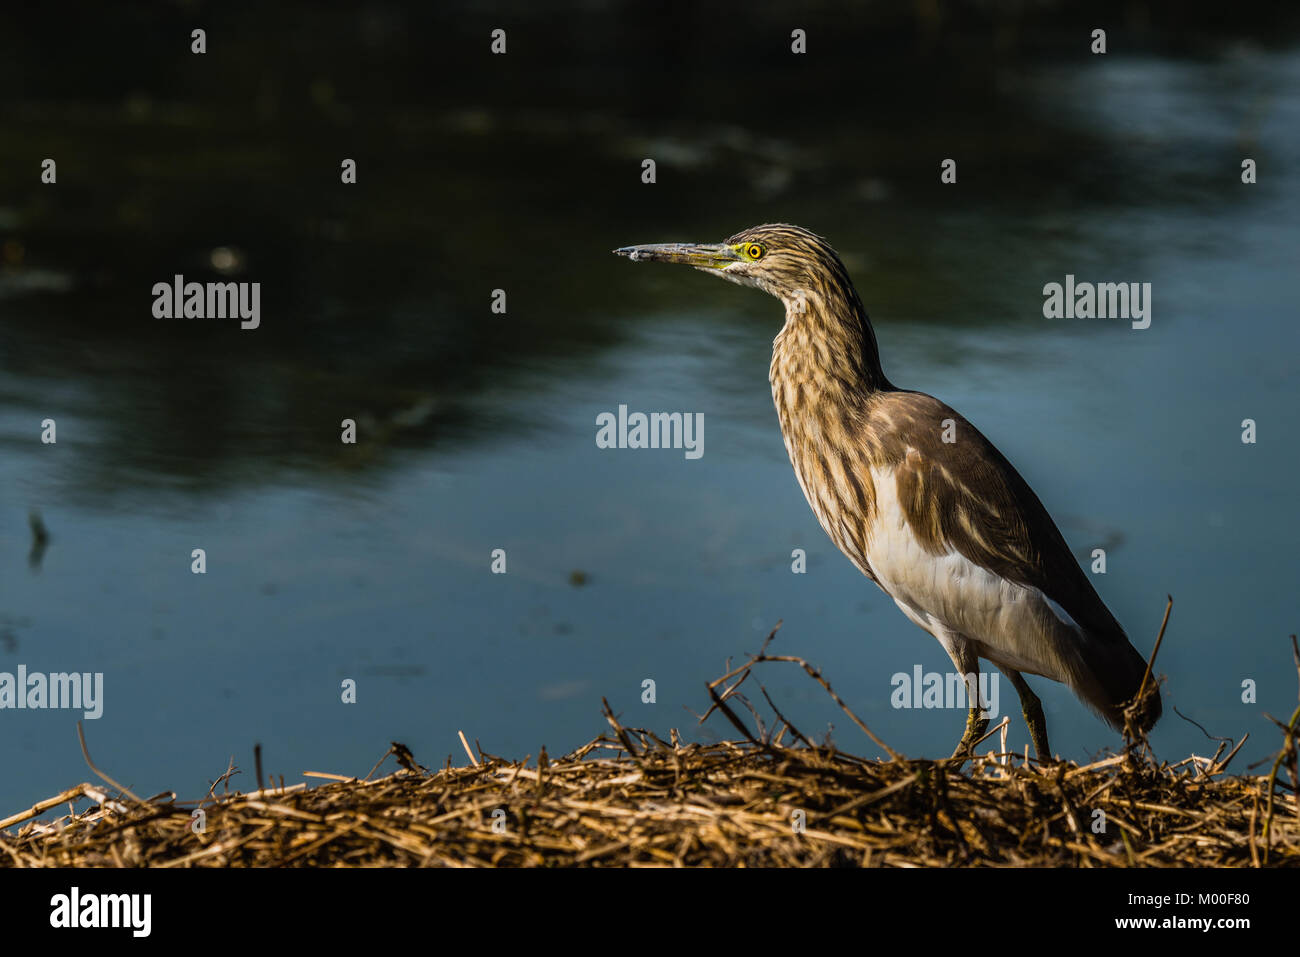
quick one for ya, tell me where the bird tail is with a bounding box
[1076,636,1161,734]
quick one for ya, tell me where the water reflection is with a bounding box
[1,6,1298,811]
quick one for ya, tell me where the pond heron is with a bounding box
[614,223,1161,760]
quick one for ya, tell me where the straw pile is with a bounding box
[2,629,1297,867]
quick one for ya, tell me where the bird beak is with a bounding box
[612,242,739,270]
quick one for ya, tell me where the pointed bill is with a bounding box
[612,242,739,270]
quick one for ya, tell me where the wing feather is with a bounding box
[870,391,1125,645]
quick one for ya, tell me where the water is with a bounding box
[2,13,1298,812]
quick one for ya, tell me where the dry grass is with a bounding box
[2,625,1296,868]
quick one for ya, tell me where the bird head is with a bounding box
[614,223,850,310]
[616,223,886,387]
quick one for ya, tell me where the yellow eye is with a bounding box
[745,243,765,260]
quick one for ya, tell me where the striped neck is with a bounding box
[767,282,889,575]
[771,283,890,406]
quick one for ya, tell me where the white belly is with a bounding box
[861,465,1077,683]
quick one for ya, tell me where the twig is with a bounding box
[458,731,480,768]
[1136,595,1173,704]
[77,721,141,803]
[734,654,903,761]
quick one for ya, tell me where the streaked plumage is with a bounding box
[615,224,1160,759]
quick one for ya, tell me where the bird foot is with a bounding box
[949,709,989,760]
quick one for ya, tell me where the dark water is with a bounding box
[2,5,1298,812]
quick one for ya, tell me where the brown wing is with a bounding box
[867,390,1128,647]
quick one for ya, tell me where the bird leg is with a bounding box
[940,636,987,759]
[950,705,989,760]
[1004,669,1051,761]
